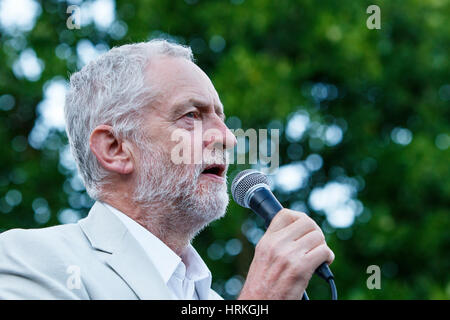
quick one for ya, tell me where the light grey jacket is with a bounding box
[0,202,174,299]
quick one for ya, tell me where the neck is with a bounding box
[101,195,196,256]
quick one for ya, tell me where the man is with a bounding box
[0,40,334,299]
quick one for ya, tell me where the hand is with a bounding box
[238,209,334,300]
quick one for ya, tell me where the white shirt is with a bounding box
[103,202,223,300]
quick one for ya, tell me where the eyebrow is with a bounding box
[172,98,226,120]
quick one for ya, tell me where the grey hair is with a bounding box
[64,39,194,200]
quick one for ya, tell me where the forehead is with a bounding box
[146,56,223,112]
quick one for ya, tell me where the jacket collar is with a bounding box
[78,201,173,299]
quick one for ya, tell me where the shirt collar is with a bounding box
[180,244,213,299]
[102,202,212,289]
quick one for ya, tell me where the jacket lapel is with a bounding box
[78,201,173,300]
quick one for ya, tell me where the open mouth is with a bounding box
[201,164,226,180]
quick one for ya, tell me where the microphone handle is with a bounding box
[248,187,334,299]
[248,187,283,227]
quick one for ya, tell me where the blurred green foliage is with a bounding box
[0,0,449,299]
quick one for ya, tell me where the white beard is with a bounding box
[132,142,229,241]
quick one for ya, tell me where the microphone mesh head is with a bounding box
[231,169,269,208]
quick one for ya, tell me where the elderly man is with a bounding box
[0,40,334,299]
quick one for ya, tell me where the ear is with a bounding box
[89,125,135,175]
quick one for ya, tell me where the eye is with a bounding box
[185,111,200,120]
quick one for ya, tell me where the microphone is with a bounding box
[231,169,337,300]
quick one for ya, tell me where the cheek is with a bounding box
[168,120,210,165]
[175,131,204,164]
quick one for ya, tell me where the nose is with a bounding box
[203,116,237,151]
[223,124,237,150]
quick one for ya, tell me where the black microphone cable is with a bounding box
[312,262,338,300]
[302,278,337,300]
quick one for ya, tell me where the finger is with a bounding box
[276,215,320,242]
[267,209,305,233]
[294,229,325,252]
[305,243,335,267]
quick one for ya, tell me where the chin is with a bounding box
[191,184,229,223]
